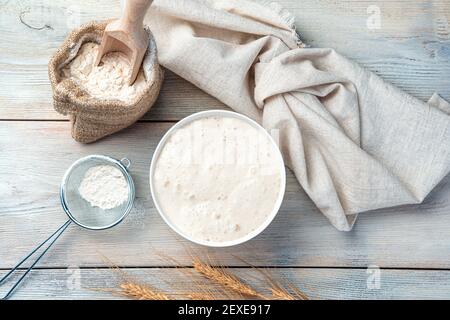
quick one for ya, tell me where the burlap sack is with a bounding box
[48,21,164,143]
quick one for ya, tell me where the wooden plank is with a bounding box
[2,267,450,300]
[0,0,448,120]
[1,121,449,269]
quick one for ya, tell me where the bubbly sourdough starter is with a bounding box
[61,42,146,101]
[153,116,283,243]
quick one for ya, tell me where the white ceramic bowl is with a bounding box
[149,110,286,247]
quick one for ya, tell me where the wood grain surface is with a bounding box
[0,0,449,120]
[0,0,449,299]
[2,267,450,300]
[1,121,449,269]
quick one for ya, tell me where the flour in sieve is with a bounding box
[79,165,129,210]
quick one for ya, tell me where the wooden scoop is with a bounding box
[95,0,152,85]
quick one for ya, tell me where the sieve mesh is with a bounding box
[60,155,135,230]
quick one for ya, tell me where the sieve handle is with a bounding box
[0,219,71,300]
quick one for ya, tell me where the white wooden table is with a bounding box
[1,0,449,299]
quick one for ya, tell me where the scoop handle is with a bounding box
[121,0,152,31]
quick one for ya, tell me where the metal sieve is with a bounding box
[0,155,135,300]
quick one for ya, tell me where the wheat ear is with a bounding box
[193,259,265,299]
[119,282,170,300]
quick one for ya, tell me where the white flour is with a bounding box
[153,116,283,243]
[79,165,129,210]
[61,42,146,101]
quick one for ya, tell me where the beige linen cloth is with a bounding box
[146,0,450,231]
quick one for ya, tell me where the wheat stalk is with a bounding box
[264,272,308,300]
[265,272,309,300]
[230,255,309,300]
[288,283,310,300]
[99,252,310,300]
[187,292,216,300]
[119,282,170,300]
[192,259,265,299]
[270,285,296,300]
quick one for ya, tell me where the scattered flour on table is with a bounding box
[61,42,146,101]
[79,165,129,210]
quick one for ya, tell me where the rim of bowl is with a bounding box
[149,110,286,247]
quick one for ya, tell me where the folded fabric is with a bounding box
[147,0,450,231]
